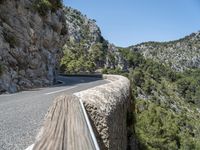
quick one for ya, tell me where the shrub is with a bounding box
[89,43,105,62]
[119,48,145,68]
[49,0,63,12]
[34,0,52,16]
[130,68,145,87]
[101,67,123,75]
[84,61,95,72]
[135,99,200,150]
[34,0,63,16]
[101,68,108,74]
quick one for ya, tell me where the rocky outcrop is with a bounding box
[64,7,102,45]
[75,75,131,150]
[0,0,67,93]
[61,7,128,73]
[129,31,200,71]
[105,44,128,70]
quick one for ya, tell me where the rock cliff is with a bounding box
[0,0,67,93]
[60,7,127,73]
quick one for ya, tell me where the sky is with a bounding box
[63,0,200,47]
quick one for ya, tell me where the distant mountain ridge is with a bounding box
[63,7,200,73]
[129,31,200,71]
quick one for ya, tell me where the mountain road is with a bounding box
[0,76,108,150]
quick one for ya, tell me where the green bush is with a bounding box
[176,69,200,105]
[84,61,95,72]
[89,43,105,63]
[60,41,108,74]
[136,104,178,149]
[119,48,145,68]
[34,0,63,16]
[129,68,145,87]
[34,0,52,16]
[60,49,96,74]
[49,0,63,12]
[101,67,123,75]
[135,99,200,150]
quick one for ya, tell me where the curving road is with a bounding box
[0,76,108,150]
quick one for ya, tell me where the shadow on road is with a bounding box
[24,75,104,91]
[0,75,105,96]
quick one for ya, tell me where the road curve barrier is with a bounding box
[74,75,131,150]
[30,75,131,150]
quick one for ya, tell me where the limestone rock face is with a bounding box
[62,7,128,71]
[63,7,108,70]
[65,7,102,44]
[129,31,200,71]
[105,44,128,70]
[0,0,67,93]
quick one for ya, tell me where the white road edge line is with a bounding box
[25,144,34,150]
[44,86,77,95]
[25,86,78,150]
[74,93,100,150]
[25,97,100,150]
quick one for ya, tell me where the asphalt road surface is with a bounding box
[0,76,108,150]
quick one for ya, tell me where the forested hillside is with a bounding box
[118,50,200,149]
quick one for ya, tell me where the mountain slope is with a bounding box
[60,7,127,73]
[129,32,200,71]
[125,52,200,149]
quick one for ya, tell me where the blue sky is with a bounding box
[63,0,200,47]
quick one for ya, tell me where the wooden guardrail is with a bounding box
[32,95,99,150]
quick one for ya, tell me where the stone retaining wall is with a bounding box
[75,75,131,150]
